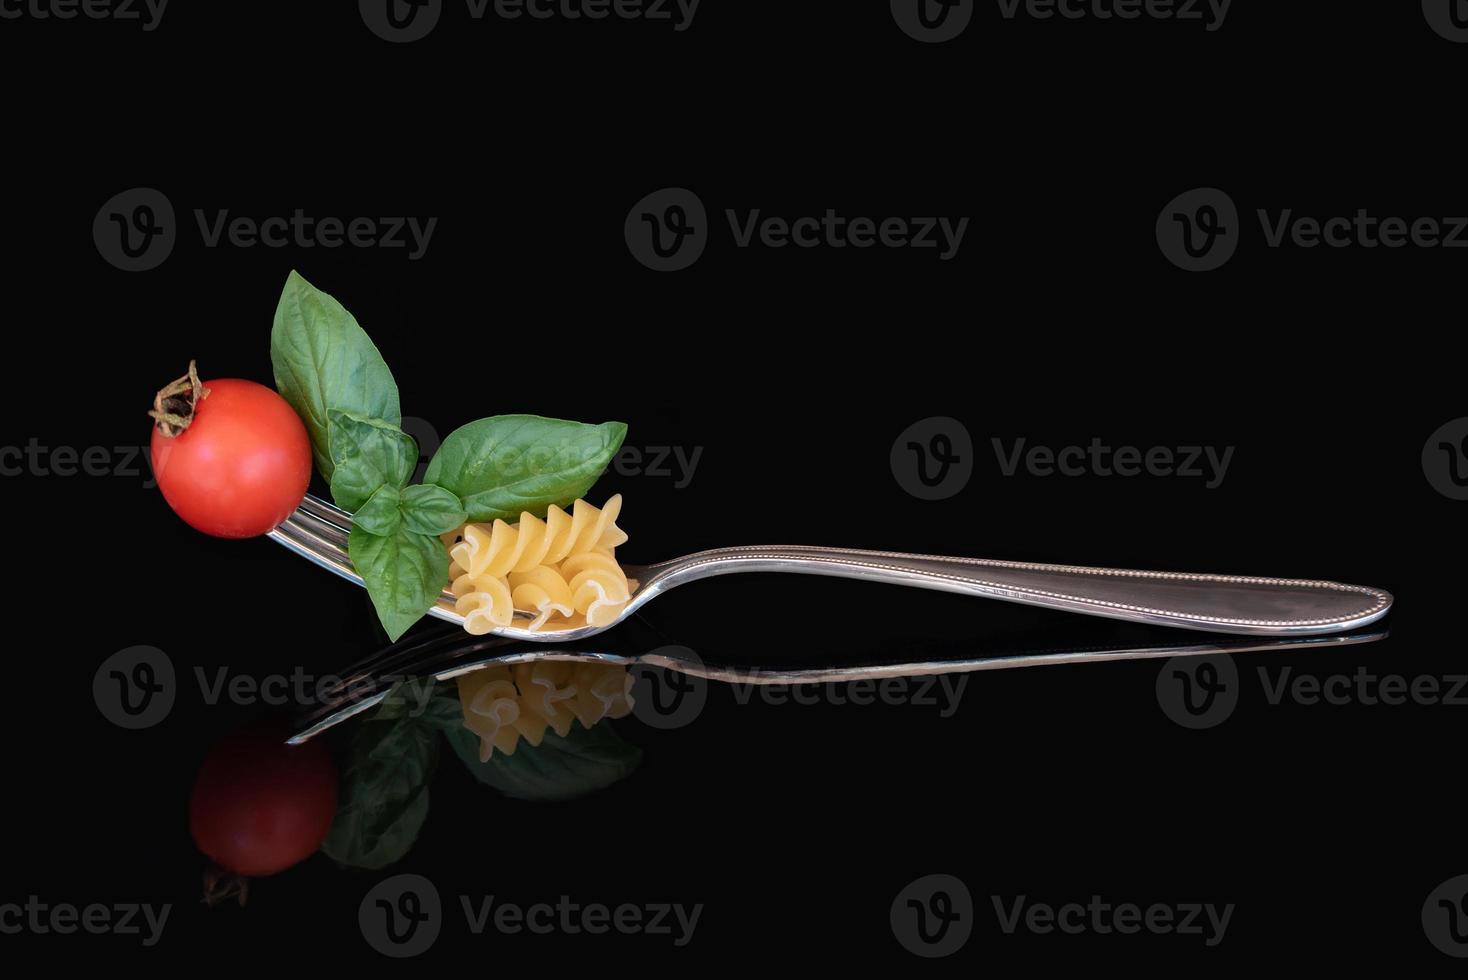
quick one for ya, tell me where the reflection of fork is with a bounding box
[270,493,1393,643]
[287,619,1389,744]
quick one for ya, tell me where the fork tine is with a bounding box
[298,492,354,529]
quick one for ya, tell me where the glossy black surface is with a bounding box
[0,3,1458,970]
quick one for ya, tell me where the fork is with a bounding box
[267,494,1393,642]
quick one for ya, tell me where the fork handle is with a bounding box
[638,546,1391,636]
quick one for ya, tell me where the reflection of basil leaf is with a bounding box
[442,716,642,802]
[270,270,401,479]
[354,485,403,536]
[320,694,439,871]
[349,525,448,642]
[328,410,417,512]
[401,484,467,536]
[407,681,470,729]
[424,415,627,522]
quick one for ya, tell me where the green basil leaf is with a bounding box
[442,716,642,802]
[349,525,448,642]
[327,410,417,511]
[270,270,401,479]
[319,697,439,871]
[399,680,468,729]
[423,415,627,522]
[353,484,403,536]
[400,484,467,536]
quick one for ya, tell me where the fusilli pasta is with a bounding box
[457,661,635,761]
[445,496,633,635]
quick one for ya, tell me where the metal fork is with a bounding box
[267,494,1393,642]
[288,621,1390,743]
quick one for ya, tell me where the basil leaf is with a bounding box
[327,410,417,511]
[354,484,403,536]
[270,270,401,479]
[442,717,642,802]
[400,484,466,536]
[400,680,467,729]
[424,415,627,522]
[349,525,448,642]
[320,698,439,871]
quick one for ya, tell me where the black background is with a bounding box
[1,0,1462,968]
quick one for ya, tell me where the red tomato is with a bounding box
[151,378,311,538]
[189,728,338,877]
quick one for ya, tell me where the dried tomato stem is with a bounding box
[148,360,210,438]
[201,862,249,908]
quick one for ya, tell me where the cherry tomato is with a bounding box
[189,727,338,877]
[151,378,311,538]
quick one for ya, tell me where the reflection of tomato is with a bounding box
[189,728,338,877]
[151,378,311,538]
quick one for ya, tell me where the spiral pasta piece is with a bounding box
[444,496,633,635]
[456,661,637,761]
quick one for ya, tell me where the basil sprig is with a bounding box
[268,271,625,641]
[425,415,628,523]
[271,270,400,480]
[323,679,641,868]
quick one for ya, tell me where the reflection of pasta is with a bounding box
[445,496,634,634]
[456,661,635,761]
